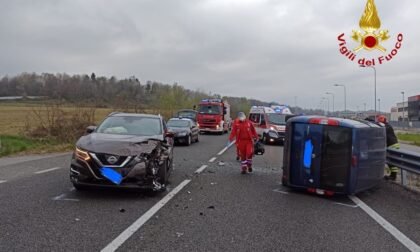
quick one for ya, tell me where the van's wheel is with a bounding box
[186,135,192,146]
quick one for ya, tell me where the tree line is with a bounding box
[0,72,280,117]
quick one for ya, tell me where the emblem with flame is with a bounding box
[337,0,403,66]
[351,0,389,52]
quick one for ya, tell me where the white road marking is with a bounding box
[349,195,420,252]
[101,179,192,252]
[208,157,217,163]
[195,165,208,174]
[0,180,7,184]
[52,193,79,202]
[273,188,289,194]
[217,140,236,155]
[333,202,358,208]
[35,167,61,174]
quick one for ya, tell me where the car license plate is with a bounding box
[100,167,122,185]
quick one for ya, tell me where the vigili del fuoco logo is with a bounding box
[337,0,403,66]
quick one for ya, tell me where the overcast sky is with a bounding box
[1,0,419,111]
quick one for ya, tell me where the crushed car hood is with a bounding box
[76,133,164,156]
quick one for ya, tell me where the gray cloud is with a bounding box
[0,0,419,111]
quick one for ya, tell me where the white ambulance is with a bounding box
[249,106,289,144]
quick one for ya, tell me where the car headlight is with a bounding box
[75,147,91,161]
[270,126,275,131]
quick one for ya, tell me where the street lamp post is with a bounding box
[326,92,335,116]
[322,97,330,116]
[360,65,377,117]
[401,91,405,122]
[333,84,346,116]
[378,98,381,113]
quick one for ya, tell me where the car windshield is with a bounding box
[267,113,287,125]
[168,120,190,128]
[199,105,221,115]
[178,111,196,119]
[96,116,162,136]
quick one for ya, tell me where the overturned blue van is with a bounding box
[282,116,386,195]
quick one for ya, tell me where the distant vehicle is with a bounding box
[197,98,231,134]
[249,106,288,144]
[70,112,174,191]
[271,104,293,115]
[176,109,198,122]
[167,117,199,146]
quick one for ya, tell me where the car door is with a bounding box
[190,121,199,138]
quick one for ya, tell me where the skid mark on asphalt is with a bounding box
[272,188,290,194]
[333,202,358,208]
[52,193,80,202]
[35,166,62,174]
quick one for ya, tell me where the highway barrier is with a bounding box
[386,148,420,187]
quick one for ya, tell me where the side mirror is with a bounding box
[165,131,175,138]
[86,126,96,134]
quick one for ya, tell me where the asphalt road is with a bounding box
[0,134,419,251]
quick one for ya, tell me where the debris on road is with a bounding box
[218,161,225,166]
[207,205,215,209]
[119,208,126,213]
[207,170,215,173]
[176,232,184,238]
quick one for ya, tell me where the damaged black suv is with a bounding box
[70,112,174,191]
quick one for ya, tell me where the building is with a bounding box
[390,102,408,122]
[408,95,420,121]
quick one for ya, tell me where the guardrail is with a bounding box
[386,148,420,186]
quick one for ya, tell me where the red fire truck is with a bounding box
[197,98,231,134]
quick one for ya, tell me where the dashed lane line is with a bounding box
[349,195,420,252]
[101,179,192,252]
[35,167,62,174]
[208,157,217,163]
[0,180,7,184]
[195,165,208,174]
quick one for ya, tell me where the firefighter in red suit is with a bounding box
[228,112,258,174]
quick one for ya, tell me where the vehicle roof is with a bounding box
[108,112,162,119]
[169,117,193,121]
[288,115,381,128]
[250,106,276,114]
[178,109,197,112]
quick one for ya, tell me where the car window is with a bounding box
[249,113,261,123]
[199,105,221,115]
[267,113,287,125]
[167,120,190,127]
[96,116,162,136]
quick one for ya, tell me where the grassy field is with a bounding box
[0,135,72,157]
[0,101,174,156]
[0,102,114,135]
[397,133,420,147]
[0,101,114,156]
